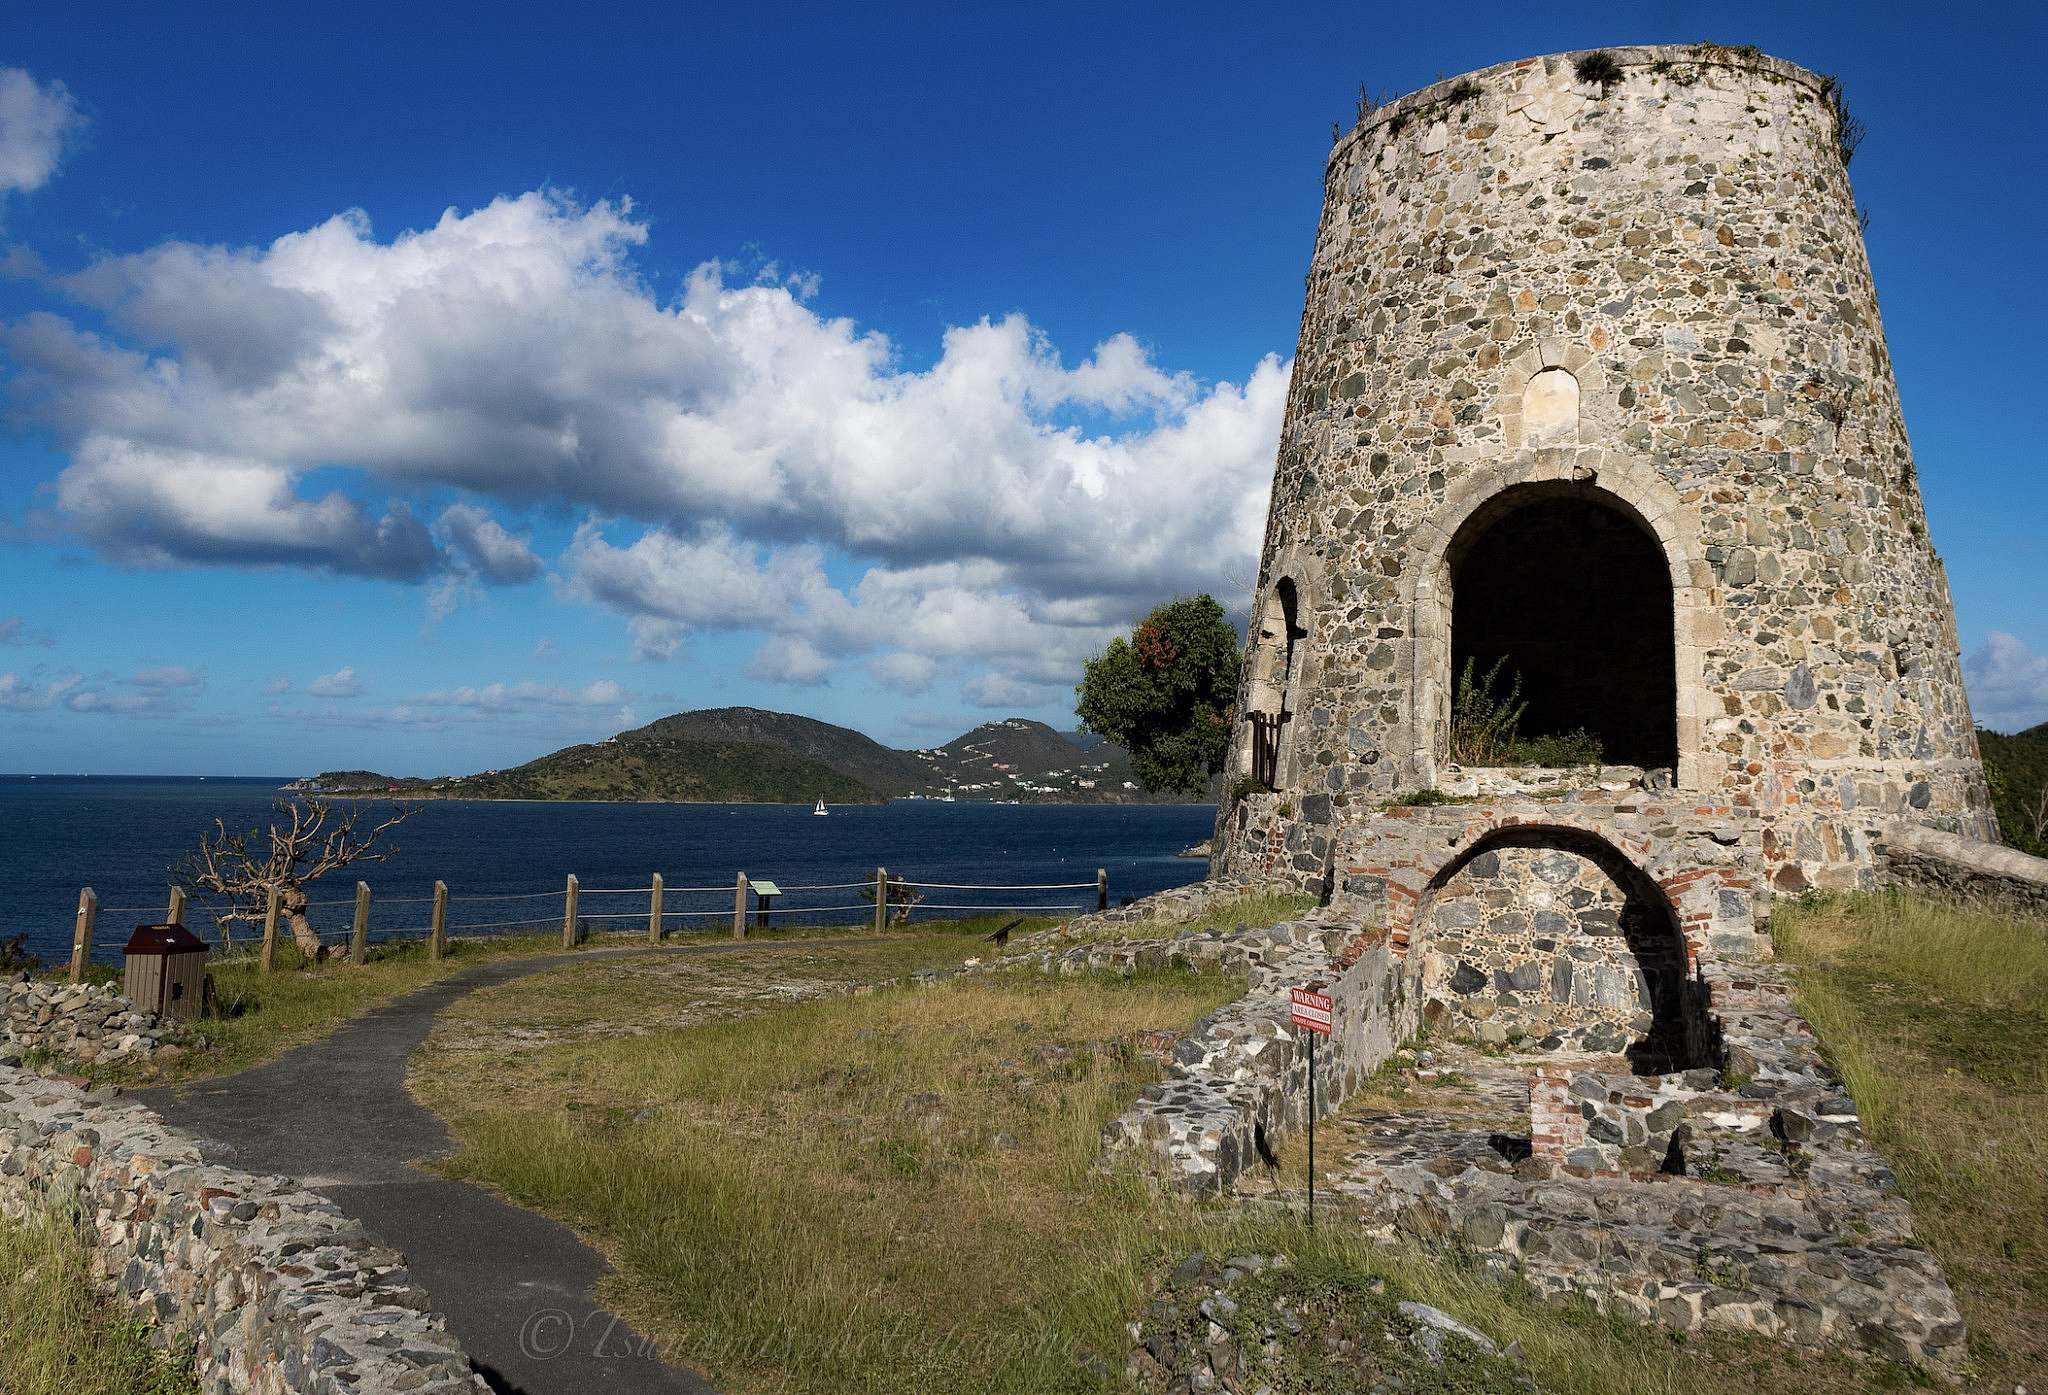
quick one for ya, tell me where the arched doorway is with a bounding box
[1446,483,1677,770]
[1414,827,1710,1073]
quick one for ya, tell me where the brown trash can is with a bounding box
[122,923,210,1020]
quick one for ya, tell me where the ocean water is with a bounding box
[0,776,1216,965]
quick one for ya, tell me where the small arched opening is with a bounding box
[1413,827,1711,1074]
[1446,482,1677,771]
[1246,578,1305,789]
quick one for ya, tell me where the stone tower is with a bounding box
[1218,44,1996,901]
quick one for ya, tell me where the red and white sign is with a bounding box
[1289,985,1333,1035]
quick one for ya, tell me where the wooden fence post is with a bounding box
[562,874,580,949]
[166,885,186,926]
[260,884,281,973]
[873,867,887,934]
[733,872,748,939]
[648,872,664,945]
[70,888,96,983]
[1097,868,1108,912]
[430,881,448,960]
[352,881,370,965]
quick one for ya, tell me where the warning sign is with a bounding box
[1289,985,1333,1035]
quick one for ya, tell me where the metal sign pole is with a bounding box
[1307,1032,1316,1230]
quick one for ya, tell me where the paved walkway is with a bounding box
[138,937,869,1395]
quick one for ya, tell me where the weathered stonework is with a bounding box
[4,974,186,1067]
[1874,823,2048,918]
[1216,44,1997,896]
[1074,854,1962,1373]
[0,1067,487,1395]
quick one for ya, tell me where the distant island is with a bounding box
[289,706,1213,806]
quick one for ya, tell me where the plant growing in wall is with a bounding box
[1447,656,1528,766]
[1076,594,1241,797]
[1575,50,1624,92]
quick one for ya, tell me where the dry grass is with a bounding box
[0,1208,197,1395]
[419,966,1244,1393]
[1773,890,2048,1391]
[1052,889,1320,947]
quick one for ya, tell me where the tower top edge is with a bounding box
[1326,45,1834,172]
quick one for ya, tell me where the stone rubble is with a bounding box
[0,1065,489,1394]
[1124,1250,1534,1394]
[3,972,186,1067]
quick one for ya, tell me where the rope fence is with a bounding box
[60,862,1114,979]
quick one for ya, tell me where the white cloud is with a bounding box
[438,502,540,583]
[263,674,292,696]
[746,636,832,686]
[870,651,937,694]
[626,616,684,662]
[306,666,363,698]
[409,678,625,710]
[962,672,1052,709]
[1966,631,2048,732]
[0,669,79,711]
[0,68,84,199]
[8,189,1285,695]
[66,688,159,714]
[131,663,205,690]
[0,615,51,647]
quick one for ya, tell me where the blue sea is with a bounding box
[0,776,1215,965]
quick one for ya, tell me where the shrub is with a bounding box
[1447,656,1527,766]
[1388,788,1458,808]
[1575,50,1624,91]
[1510,729,1604,769]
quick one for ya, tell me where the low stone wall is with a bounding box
[1005,898,1412,1195]
[3,974,184,1067]
[1875,824,2048,920]
[0,1067,487,1394]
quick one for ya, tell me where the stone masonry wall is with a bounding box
[4,974,185,1068]
[1216,45,1997,894]
[0,1066,487,1395]
[1875,824,2048,920]
[1004,904,1415,1195]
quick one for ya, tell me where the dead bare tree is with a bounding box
[2027,780,2048,852]
[177,796,419,959]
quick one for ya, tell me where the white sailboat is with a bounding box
[813,799,828,816]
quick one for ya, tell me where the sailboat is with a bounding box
[813,799,828,816]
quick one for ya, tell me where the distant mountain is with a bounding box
[1980,721,2048,857]
[294,708,1195,806]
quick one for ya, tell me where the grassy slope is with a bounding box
[0,1210,198,1395]
[1772,891,2048,1389]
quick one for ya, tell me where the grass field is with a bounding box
[0,1209,197,1395]
[1772,890,2048,1390]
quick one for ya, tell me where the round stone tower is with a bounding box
[1218,44,1996,894]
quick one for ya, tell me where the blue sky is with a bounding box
[3,2,2045,776]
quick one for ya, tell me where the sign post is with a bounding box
[1289,982,1333,1229]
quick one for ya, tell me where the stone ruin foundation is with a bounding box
[1063,41,2048,1377]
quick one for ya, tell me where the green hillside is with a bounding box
[1980,722,2048,857]
[294,707,1190,805]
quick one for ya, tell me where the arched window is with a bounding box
[1523,366,1580,447]
[1248,578,1305,789]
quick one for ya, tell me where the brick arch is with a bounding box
[1386,814,1716,1070]
[1398,448,1717,791]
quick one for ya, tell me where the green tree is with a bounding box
[1075,594,1240,797]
